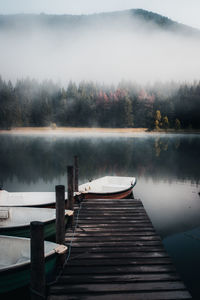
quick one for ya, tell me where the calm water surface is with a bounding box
[0,132,200,299]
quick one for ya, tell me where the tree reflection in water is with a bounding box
[0,133,199,187]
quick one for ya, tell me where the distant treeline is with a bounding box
[0,76,200,129]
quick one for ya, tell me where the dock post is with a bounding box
[30,221,45,300]
[56,185,65,245]
[67,165,74,211]
[74,155,79,192]
[67,165,74,226]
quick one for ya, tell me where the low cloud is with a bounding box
[0,12,200,85]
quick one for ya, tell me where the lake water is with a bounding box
[0,132,200,299]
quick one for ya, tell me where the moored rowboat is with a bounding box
[0,190,68,208]
[79,176,136,199]
[0,176,137,207]
[0,207,73,238]
[0,235,67,293]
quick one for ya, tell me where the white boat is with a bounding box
[0,207,73,238]
[0,235,67,293]
[0,190,68,208]
[0,176,136,207]
[79,176,136,199]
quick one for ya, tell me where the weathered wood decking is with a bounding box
[48,198,192,300]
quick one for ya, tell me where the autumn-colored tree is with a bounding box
[163,116,169,129]
[154,120,159,130]
[155,110,162,122]
[154,110,161,129]
[175,118,181,130]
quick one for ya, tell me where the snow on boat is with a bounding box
[0,235,67,293]
[0,207,73,238]
[0,190,68,208]
[79,176,137,199]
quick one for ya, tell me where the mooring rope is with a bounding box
[30,287,46,299]
[46,199,83,288]
[64,200,83,265]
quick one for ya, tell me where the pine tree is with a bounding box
[124,97,134,127]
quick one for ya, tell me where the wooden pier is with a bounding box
[48,198,192,300]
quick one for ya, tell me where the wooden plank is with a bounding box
[76,207,143,210]
[62,264,177,275]
[50,281,186,294]
[72,223,153,228]
[66,231,157,237]
[66,241,165,247]
[66,236,160,242]
[70,246,165,253]
[74,205,144,210]
[74,209,145,214]
[78,205,143,209]
[66,227,156,232]
[77,210,147,213]
[79,203,142,206]
[57,273,180,284]
[77,207,145,210]
[67,258,172,266]
[78,199,141,203]
[78,219,151,226]
[76,213,148,217]
[49,290,192,300]
[69,252,169,260]
[74,216,149,220]
[74,219,151,224]
[77,210,147,214]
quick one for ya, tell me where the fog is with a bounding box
[1,12,200,84]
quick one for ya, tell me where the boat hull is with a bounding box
[0,216,69,239]
[82,186,134,200]
[0,253,57,293]
[23,200,68,209]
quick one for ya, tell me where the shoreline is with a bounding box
[0,127,199,135]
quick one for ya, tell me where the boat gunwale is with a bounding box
[0,210,72,229]
[0,199,67,208]
[0,236,59,273]
[83,178,137,196]
[0,251,57,274]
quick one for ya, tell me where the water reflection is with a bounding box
[0,134,199,187]
[134,178,200,238]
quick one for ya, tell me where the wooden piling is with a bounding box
[56,185,65,245]
[30,221,45,300]
[74,155,79,192]
[67,166,74,211]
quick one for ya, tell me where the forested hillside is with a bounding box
[0,9,199,36]
[0,10,200,129]
[0,77,199,130]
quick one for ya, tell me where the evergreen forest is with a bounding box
[0,77,200,130]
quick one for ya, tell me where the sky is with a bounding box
[0,0,200,30]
